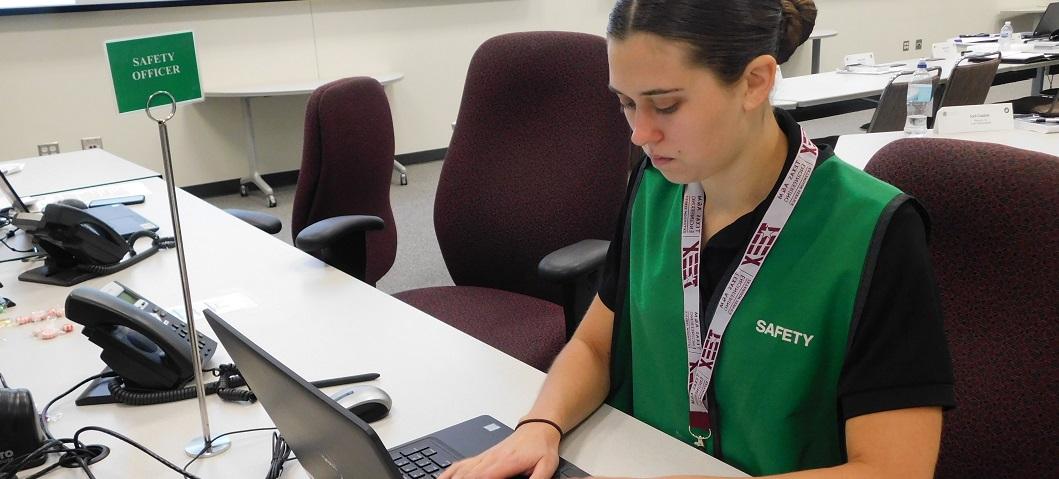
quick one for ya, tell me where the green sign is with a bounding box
[105,31,202,114]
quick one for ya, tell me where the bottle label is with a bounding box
[907,83,932,103]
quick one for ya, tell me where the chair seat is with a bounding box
[393,286,566,371]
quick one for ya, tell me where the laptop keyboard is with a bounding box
[389,444,571,479]
[391,445,452,479]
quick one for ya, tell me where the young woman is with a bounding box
[440,1,954,478]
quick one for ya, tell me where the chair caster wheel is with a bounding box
[267,195,277,208]
[400,174,408,186]
[239,184,249,197]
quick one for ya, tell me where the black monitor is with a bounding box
[1033,3,1059,38]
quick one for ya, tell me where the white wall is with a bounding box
[0,0,1010,186]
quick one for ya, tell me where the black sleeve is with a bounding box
[838,199,956,420]
[597,159,646,311]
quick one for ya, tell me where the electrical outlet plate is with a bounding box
[915,39,923,50]
[81,137,103,150]
[903,40,910,51]
[37,142,60,156]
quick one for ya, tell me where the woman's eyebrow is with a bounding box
[607,85,684,97]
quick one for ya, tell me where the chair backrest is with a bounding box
[436,31,630,303]
[863,138,1059,479]
[938,53,1001,109]
[867,67,941,133]
[291,77,397,286]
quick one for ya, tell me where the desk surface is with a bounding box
[204,73,405,97]
[834,128,1059,169]
[998,5,1049,14]
[0,149,159,197]
[0,174,744,478]
[773,55,1059,107]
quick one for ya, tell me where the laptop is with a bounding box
[0,170,157,238]
[204,309,589,479]
[1027,2,1059,40]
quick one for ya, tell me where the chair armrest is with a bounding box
[225,209,282,234]
[294,215,384,253]
[537,239,610,284]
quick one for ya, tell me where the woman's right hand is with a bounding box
[437,422,563,479]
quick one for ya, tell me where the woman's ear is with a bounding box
[741,55,778,111]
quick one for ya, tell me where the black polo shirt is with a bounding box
[598,109,955,422]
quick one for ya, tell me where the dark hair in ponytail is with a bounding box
[607,0,818,83]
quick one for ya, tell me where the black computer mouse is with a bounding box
[331,385,392,423]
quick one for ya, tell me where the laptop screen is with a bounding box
[204,310,400,479]
[0,171,29,213]
[1034,2,1059,37]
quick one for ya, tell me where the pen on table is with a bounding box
[312,373,381,388]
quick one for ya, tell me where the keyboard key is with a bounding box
[408,453,424,462]
[423,464,439,473]
[434,459,452,468]
[416,459,432,467]
[400,445,424,456]
[394,457,409,467]
[409,471,426,479]
[421,448,437,457]
[401,464,418,473]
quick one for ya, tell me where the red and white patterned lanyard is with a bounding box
[680,130,820,447]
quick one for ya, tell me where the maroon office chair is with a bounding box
[290,77,398,286]
[864,138,1059,479]
[394,32,630,371]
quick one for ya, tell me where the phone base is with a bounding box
[18,264,100,287]
[75,374,120,406]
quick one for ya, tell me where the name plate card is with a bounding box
[935,103,1014,134]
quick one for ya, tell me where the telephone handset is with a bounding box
[65,281,217,391]
[13,203,173,287]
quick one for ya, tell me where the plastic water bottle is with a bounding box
[904,59,932,137]
[999,21,1014,52]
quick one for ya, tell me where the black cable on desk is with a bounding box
[73,426,202,479]
[39,372,116,441]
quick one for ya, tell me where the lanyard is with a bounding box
[680,130,820,447]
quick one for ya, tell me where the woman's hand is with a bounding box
[438,422,562,479]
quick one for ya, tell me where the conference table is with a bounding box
[834,128,1059,168]
[0,149,159,197]
[203,73,405,208]
[773,53,1059,121]
[0,154,746,478]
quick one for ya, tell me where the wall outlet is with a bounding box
[903,40,910,51]
[915,39,923,50]
[37,142,60,156]
[81,136,103,150]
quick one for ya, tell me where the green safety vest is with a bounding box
[607,155,905,475]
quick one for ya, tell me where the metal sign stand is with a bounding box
[145,91,230,458]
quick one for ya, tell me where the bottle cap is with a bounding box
[917,59,928,68]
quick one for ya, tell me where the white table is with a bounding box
[0,149,159,197]
[0,166,745,477]
[834,128,1059,169]
[808,29,839,74]
[774,55,1059,108]
[998,5,1049,15]
[203,73,405,208]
